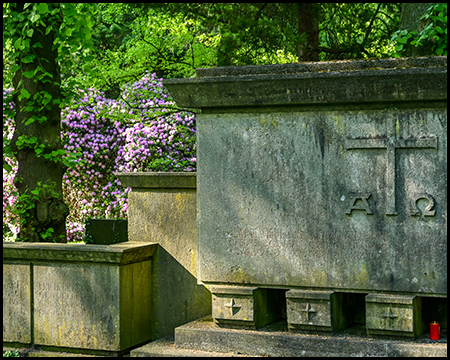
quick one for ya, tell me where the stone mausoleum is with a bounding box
[3,56,447,357]
[159,56,447,355]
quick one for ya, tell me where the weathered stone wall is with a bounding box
[164,57,447,337]
[115,172,211,340]
[164,57,447,296]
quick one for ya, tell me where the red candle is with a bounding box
[430,321,440,340]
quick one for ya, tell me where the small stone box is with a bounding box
[366,294,423,339]
[211,286,280,329]
[286,290,346,333]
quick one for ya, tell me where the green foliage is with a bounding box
[391,3,447,56]
[3,350,20,357]
[320,3,401,60]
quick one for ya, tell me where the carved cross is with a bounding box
[224,298,241,316]
[300,302,317,321]
[346,118,437,215]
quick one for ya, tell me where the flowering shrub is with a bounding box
[3,88,19,239]
[3,72,196,242]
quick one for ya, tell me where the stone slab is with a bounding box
[163,57,446,108]
[196,108,447,295]
[115,172,196,189]
[3,264,32,344]
[130,336,254,357]
[3,241,156,265]
[172,316,447,357]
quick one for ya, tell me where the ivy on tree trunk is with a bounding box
[9,3,69,242]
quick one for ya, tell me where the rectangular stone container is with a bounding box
[3,241,156,353]
[164,57,447,297]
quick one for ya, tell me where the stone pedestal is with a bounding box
[366,294,424,339]
[211,286,281,329]
[286,290,346,333]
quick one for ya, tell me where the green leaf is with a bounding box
[10,64,20,73]
[21,54,35,63]
[36,3,49,14]
[30,13,41,23]
[25,117,36,126]
[3,163,13,173]
[32,42,43,48]
[26,28,34,37]
[13,38,22,49]
[22,70,36,78]
[20,88,31,99]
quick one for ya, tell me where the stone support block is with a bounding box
[365,294,423,339]
[286,290,346,333]
[211,286,280,329]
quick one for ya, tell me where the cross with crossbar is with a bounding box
[345,119,437,215]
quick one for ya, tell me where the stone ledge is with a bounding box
[3,241,157,265]
[130,336,256,357]
[194,56,447,77]
[163,57,447,109]
[115,172,196,189]
[172,317,447,357]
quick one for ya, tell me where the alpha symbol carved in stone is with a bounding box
[345,193,373,215]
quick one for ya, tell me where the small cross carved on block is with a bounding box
[300,302,317,321]
[224,298,241,316]
[382,307,398,321]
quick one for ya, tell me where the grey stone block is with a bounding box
[211,286,281,329]
[286,290,346,333]
[173,317,447,357]
[3,242,157,352]
[114,173,211,341]
[366,294,424,339]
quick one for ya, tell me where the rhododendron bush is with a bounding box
[3,73,196,242]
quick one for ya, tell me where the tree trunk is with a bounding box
[297,4,320,62]
[10,4,69,243]
[398,3,434,56]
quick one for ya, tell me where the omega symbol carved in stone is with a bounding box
[410,193,436,217]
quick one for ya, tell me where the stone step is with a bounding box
[166,316,447,357]
[130,336,257,357]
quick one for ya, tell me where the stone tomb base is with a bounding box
[130,316,447,357]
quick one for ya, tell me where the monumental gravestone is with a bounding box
[164,57,447,339]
